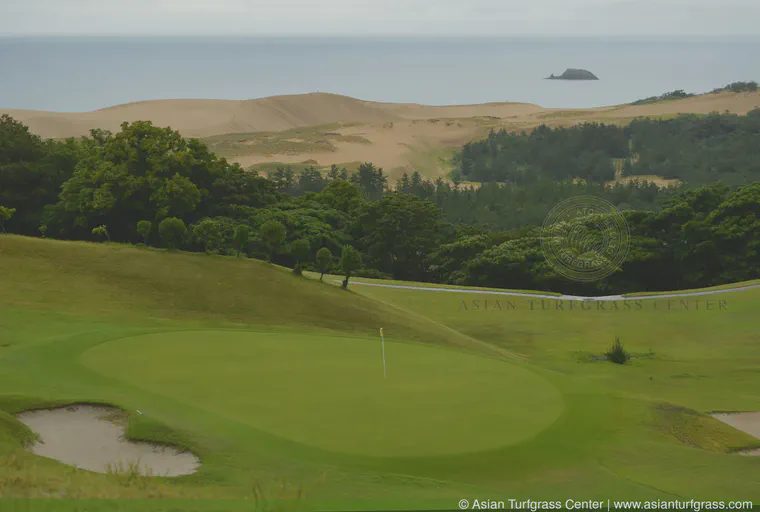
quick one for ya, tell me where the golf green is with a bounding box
[81,330,563,457]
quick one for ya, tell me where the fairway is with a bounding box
[81,331,563,457]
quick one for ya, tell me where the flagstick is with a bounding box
[380,328,387,379]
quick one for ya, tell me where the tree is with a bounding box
[50,121,222,241]
[327,164,348,181]
[297,167,327,194]
[260,219,286,262]
[267,166,297,194]
[0,116,79,236]
[316,247,333,281]
[290,238,310,275]
[91,225,109,242]
[317,179,364,214]
[191,217,238,255]
[136,220,152,245]
[351,162,386,200]
[233,224,250,257]
[159,217,187,250]
[396,172,411,194]
[339,245,362,289]
[353,193,444,281]
[0,206,15,233]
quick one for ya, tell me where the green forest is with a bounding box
[456,109,760,187]
[1,113,759,295]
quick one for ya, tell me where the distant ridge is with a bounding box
[2,90,759,142]
[0,93,544,139]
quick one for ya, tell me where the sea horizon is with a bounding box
[2,36,758,112]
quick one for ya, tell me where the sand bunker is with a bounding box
[712,412,760,456]
[17,405,199,476]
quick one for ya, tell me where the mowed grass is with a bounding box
[350,280,760,500]
[81,331,562,457]
[0,235,759,510]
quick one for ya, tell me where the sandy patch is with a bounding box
[17,405,199,476]
[712,412,760,455]
[231,118,489,179]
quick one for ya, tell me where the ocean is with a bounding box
[1,36,758,112]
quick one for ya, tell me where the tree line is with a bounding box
[631,81,758,105]
[456,109,760,188]
[1,114,758,294]
[274,166,672,231]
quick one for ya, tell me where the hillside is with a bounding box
[0,235,484,354]
[0,93,543,140]
[3,91,759,179]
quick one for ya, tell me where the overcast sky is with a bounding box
[2,0,759,37]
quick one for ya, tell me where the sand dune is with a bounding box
[3,91,759,179]
[1,93,404,139]
[4,91,759,140]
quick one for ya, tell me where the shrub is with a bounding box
[136,220,152,245]
[289,238,310,276]
[0,206,16,233]
[191,217,237,255]
[158,217,187,250]
[606,337,630,365]
[92,225,109,242]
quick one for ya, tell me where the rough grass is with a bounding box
[202,124,370,158]
[405,143,458,179]
[655,405,760,453]
[0,411,36,448]
[125,415,196,456]
[0,235,480,351]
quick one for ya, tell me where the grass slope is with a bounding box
[0,235,758,510]
[0,235,480,350]
[0,235,516,509]
[350,280,760,501]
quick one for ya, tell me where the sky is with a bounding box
[2,0,759,37]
